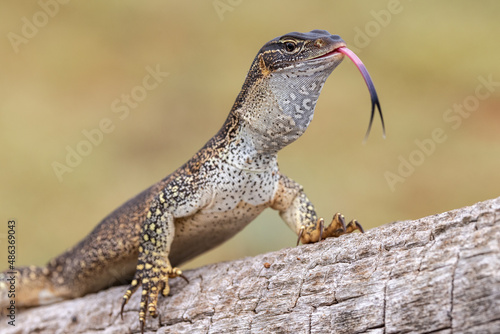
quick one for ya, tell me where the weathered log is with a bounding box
[2,197,499,333]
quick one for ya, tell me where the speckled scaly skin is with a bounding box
[0,30,364,332]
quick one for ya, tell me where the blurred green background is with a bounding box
[1,1,499,272]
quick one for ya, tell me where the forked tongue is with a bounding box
[337,47,385,142]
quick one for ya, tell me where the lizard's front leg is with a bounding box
[120,202,182,333]
[271,174,363,245]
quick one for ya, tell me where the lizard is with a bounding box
[0,29,384,332]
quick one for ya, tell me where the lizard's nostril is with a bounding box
[314,39,324,48]
[329,35,345,44]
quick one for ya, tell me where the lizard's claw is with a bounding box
[179,273,190,284]
[323,213,364,238]
[120,264,184,333]
[121,279,140,320]
[324,212,365,238]
[322,212,346,237]
[297,213,364,245]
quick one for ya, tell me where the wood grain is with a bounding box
[3,197,499,334]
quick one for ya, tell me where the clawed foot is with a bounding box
[120,265,188,333]
[297,213,364,246]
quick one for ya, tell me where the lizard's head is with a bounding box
[255,29,346,75]
[234,30,383,154]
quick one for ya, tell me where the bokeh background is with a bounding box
[1,1,499,271]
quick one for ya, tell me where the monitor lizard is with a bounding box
[0,29,384,333]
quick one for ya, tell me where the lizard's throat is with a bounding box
[239,62,337,154]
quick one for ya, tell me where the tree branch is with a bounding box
[3,197,500,333]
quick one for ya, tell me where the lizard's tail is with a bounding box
[0,265,69,308]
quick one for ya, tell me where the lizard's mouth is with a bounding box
[312,46,386,142]
[309,45,346,61]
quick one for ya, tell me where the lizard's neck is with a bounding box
[232,59,337,155]
[211,52,340,171]
[211,112,278,172]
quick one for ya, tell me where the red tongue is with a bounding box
[337,47,385,142]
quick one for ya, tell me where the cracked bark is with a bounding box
[2,197,500,334]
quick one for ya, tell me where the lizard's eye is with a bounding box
[284,41,297,53]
